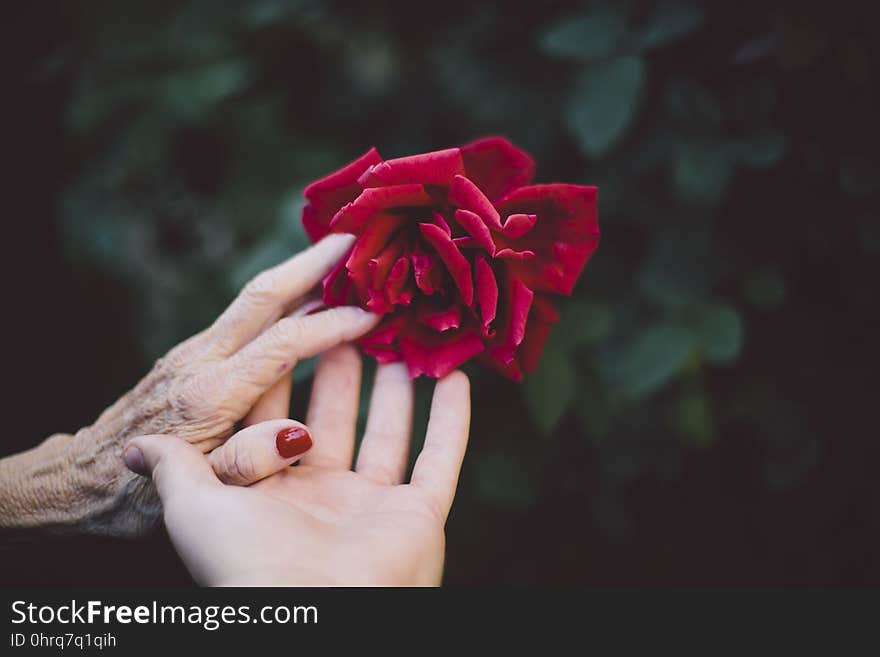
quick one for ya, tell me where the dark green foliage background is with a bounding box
[6,0,879,584]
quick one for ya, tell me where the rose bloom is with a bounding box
[302,136,599,380]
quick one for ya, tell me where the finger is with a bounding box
[242,297,327,426]
[207,419,313,486]
[244,373,292,426]
[300,345,362,469]
[410,371,471,519]
[211,234,355,354]
[124,435,220,501]
[355,362,414,484]
[223,305,378,395]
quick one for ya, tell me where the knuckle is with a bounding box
[175,373,223,420]
[220,442,256,485]
[368,462,398,486]
[243,270,279,306]
[275,316,305,350]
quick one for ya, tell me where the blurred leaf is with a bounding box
[839,158,880,198]
[278,188,312,252]
[574,365,613,441]
[730,132,786,168]
[599,323,695,400]
[538,8,628,61]
[856,213,880,254]
[473,451,541,509]
[673,390,715,446]
[228,237,292,292]
[524,341,576,434]
[160,59,250,118]
[556,299,614,348]
[635,2,704,50]
[637,232,715,309]
[693,303,744,364]
[292,356,317,384]
[673,141,733,203]
[664,78,723,127]
[566,56,645,158]
[742,269,786,308]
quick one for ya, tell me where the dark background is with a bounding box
[2,0,879,586]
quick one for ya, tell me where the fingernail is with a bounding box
[276,426,313,459]
[123,445,148,476]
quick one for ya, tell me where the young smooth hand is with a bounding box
[124,348,471,587]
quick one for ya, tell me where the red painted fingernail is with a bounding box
[275,427,312,459]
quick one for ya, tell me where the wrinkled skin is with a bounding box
[303,136,600,380]
[0,235,379,537]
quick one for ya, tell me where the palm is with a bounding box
[253,465,445,585]
[174,347,472,586]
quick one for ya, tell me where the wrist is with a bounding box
[0,426,161,536]
[0,432,79,531]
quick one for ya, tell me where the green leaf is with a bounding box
[598,324,695,400]
[524,341,576,434]
[673,142,733,203]
[637,232,714,309]
[556,299,614,348]
[730,132,786,168]
[635,2,704,50]
[538,8,629,61]
[566,56,645,158]
[664,79,723,127]
[856,213,880,254]
[673,390,715,447]
[742,269,786,308]
[839,158,880,198]
[228,238,293,293]
[574,365,613,442]
[473,451,540,509]
[160,59,250,118]
[694,303,744,364]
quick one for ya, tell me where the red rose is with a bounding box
[302,136,599,380]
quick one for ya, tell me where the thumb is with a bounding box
[124,434,220,501]
[207,419,314,486]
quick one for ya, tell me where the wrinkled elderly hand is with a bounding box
[0,235,378,537]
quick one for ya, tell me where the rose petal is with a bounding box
[419,222,475,306]
[416,299,462,332]
[303,147,383,241]
[453,208,496,254]
[366,237,404,314]
[486,273,533,365]
[460,136,536,201]
[448,175,502,229]
[432,211,452,236]
[501,213,537,239]
[495,248,535,260]
[322,247,355,306]
[518,295,559,374]
[495,184,599,295]
[399,323,485,378]
[385,256,413,305]
[452,236,480,249]
[474,255,498,329]
[357,148,465,188]
[329,184,433,234]
[360,313,408,364]
[345,213,404,303]
[411,247,445,295]
[477,351,523,381]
